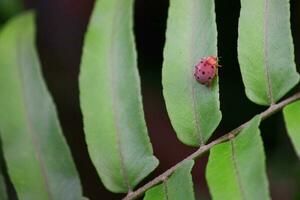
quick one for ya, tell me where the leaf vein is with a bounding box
[162,179,169,200]
[189,0,204,145]
[108,0,131,192]
[230,140,246,200]
[16,37,53,199]
[263,0,274,104]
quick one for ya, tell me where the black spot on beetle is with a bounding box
[202,71,205,75]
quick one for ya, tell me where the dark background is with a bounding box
[0,0,299,199]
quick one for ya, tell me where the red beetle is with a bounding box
[194,56,220,87]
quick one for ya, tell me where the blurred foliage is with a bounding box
[0,0,22,23]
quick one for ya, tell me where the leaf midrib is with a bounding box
[189,0,204,145]
[107,0,131,192]
[162,180,169,200]
[230,140,246,200]
[16,32,53,199]
[263,0,274,104]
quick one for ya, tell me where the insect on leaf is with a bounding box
[162,0,221,147]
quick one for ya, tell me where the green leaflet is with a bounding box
[206,116,270,200]
[144,160,195,200]
[238,0,299,105]
[0,12,83,199]
[79,0,158,193]
[283,100,300,159]
[162,0,221,147]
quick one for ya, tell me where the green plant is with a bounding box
[0,0,299,199]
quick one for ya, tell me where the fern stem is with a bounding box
[123,91,300,200]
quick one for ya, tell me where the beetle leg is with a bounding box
[206,80,212,88]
